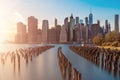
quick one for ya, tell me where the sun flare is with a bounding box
[0,0,23,42]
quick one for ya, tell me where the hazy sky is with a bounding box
[0,0,120,41]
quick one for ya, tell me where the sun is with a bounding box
[0,0,18,43]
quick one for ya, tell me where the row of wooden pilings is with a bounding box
[58,47,82,80]
[70,46,120,77]
[0,46,54,66]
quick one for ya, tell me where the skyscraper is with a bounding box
[85,17,89,43]
[75,17,79,28]
[60,25,67,43]
[108,23,111,32]
[28,16,38,43]
[42,20,49,43]
[70,14,75,41]
[64,17,69,41]
[55,18,57,27]
[89,12,93,30]
[76,17,79,24]
[105,20,109,33]
[115,14,119,32]
[16,22,27,43]
[85,17,89,25]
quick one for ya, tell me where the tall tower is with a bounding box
[89,11,93,30]
[70,13,75,42]
[85,17,89,43]
[105,20,109,33]
[75,17,79,28]
[115,14,119,33]
[28,16,38,43]
[85,17,89,25]
[60,25,67,43]
[76,17,79,24]
[108,23,111,32]
[16,22,27,43]
[64,17,69,41]
[42,20,49,43]
[55,18,57,27]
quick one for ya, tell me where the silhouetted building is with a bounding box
[76,17,79,24]
[115,14,119,32]
[97,20,100,27]
[28,16,38,43]
[42,20,49,43]
[55,18,57,27]
[105,20,109,34]
[15,22,27,43]
[108,23,111,32]
[85,17,89,25]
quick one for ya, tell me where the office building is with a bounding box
[28,16,38,43]
[115,14,119,32]
[42,20,49,43]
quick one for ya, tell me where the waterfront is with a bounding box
[0,44,120,80]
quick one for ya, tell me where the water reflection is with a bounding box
[58,47,82,80]
[70,46,120,79]
[0,46,54,79]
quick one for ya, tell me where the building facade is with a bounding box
[16,22,27,43]
[42,20,49,43]
[28,16,38,43]
[115,14,119,33]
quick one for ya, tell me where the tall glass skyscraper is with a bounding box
[89,12,93,30]
[115,14,119,33]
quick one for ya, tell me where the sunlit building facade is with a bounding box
[28,16,38,43]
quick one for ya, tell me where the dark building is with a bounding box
[105,20,109,33]
[55,18,57,27]
[115,14,119,32]
[91,24,100,40]
[85,17,89,25]
[76,17,79,24]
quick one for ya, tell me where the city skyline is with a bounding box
[0,0,120,42]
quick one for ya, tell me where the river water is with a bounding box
[0,44,119,80]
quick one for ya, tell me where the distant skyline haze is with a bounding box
[0,0,120,41]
